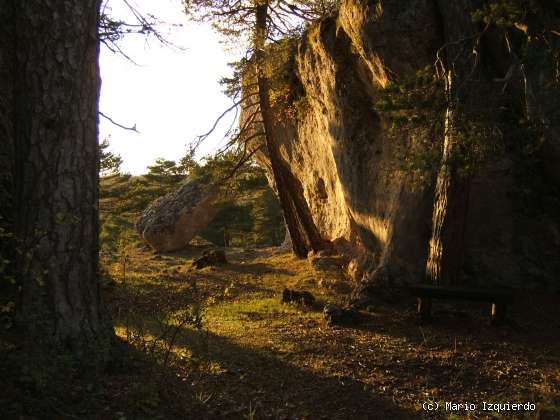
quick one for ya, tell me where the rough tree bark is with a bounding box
[521,30,560,185]
[0,2,15,259]
[2,0,114,357]
[425,75,472,286]
[425,0,479,286]
[254,3,325,258]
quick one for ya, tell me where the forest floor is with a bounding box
[2,244,560,419]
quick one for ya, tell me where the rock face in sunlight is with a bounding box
[249,0,441,285]
[245,0,560,291]
[136,178,220,252]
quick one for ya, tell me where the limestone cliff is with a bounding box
[247,0,560,291]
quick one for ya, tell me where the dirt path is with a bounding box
[101,246,560,419]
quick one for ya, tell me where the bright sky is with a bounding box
[99,0,240,175]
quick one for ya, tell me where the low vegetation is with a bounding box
[3,141,559,417]
[2,237,559,418]
[99,141,286,258]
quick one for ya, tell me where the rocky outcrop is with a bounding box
[323,303,364,326]
[247,0,560,291]
[249,0,441,285]
[191,249,227,269]
[136,178,220,252]
[281,288,316,307]
[310,252,352,293]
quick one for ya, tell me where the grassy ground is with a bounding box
[102,244,560,419]
[2,244,560,419]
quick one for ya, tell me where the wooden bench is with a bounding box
[409,284,514,326]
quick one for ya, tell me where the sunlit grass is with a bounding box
[98,243,560,419]
[208,296,299,319]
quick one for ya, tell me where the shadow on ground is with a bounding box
[128,322,416,419]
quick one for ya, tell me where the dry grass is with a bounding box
[97,244,560,419]
[3,243,557,418]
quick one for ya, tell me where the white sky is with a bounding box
[99,0,240,175]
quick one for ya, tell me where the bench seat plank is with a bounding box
[409,285,514,303]
[409,285,514,326]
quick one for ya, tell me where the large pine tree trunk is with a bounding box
[254,3,324,258]
[425,78,471,285]
[521,35,560,185]
[426,1,478,285]
[0,2,15,275]
[4,0,113,357]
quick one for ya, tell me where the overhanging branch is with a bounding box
[99,111,139,133]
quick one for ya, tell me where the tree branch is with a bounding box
[99,111,139,133]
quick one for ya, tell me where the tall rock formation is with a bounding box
[244,0,560,292]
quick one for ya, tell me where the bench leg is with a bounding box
[491,303,506,326]
[417,297,432,323]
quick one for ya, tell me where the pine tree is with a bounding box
[183,0,330,257]
[99,138,124,177]
[426,0,559,285]
[0,0,114,357]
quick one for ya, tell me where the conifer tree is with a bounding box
[0,0,114,357]
[183,0,332,257]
